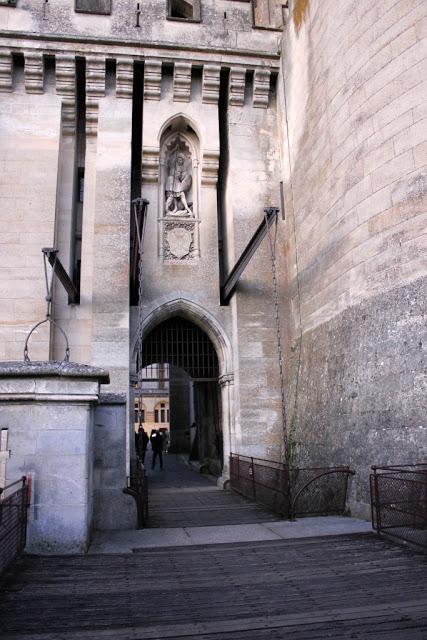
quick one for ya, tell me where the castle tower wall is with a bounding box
[0,52,62,361]
[280,0,427,514]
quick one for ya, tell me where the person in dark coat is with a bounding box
[150,429,164,470]
[137,426,149,464]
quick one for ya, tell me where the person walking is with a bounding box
[150,429,164,470]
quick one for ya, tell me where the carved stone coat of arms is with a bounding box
[165,225,193,260]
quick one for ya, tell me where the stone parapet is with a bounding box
[0,361,110,554]
[0,361,110,383]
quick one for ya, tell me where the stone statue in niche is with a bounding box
[165,147,193,217]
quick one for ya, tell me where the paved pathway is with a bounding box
[1,535,426,639]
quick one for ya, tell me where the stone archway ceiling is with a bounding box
[142,316,219,379]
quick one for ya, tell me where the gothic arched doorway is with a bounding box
[139,316,223,475]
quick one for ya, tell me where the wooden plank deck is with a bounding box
[146,455,282,528]
[1,534,426,639]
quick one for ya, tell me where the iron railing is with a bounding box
[370,464,427,551]
[0,476,30,574]
[123,456,149,529]
[229,453,354,520]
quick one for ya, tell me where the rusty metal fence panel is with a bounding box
[291,467,352,517]
[370,464,427,551]
[230,454,353,519]
[0,477,29,575]
[230,454,290,516]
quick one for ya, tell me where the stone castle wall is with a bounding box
[280,0,427,514]
[0,1,285,469]
[0,1,425,516]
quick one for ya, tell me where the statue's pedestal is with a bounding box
[0,361,109,554]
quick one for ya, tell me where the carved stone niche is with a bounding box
[75,0,111,15]
[159,126,200,262]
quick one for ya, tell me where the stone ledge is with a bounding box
[98,392,126,405]
[0,361,110,384]
[0,31,281,63]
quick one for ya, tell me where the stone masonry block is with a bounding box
[371,150,414,192]
[144,59,162,101]
[253,68,270,108]
[24,52,44,94]
[173,62,191,102]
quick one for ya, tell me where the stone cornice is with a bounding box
[0,361,110,384]
[0,31,280,67]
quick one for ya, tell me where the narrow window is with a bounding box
[168,0,200,22]
[75,0,112,15]
[134,401,145,423]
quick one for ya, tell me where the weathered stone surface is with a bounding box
[1,372,104,553]
[0,1,279,56]
[0,360,110,383]
[75,0,111,15]
[278,0,427,516]
[288,276,427,517]
[93,399,136,530]
[0,88,62,361]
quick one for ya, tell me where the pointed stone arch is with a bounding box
[138,299,232,377]
[131,299,235,480]
[158,112,203,147]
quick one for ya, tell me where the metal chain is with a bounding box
[23,250,70,363]
[137,231,144,427]
[43,250,54,319]
[264,209,288,464]
[134,199,148,429]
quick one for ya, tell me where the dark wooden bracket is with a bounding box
[42,248,80,304]
[220,207,279,305]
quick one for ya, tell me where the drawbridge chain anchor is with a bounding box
[23,249,71,364]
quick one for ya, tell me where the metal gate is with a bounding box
[142,316,219,380]
[230,453,354,520]
[370,464,427,551]
[0,477,29,574]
